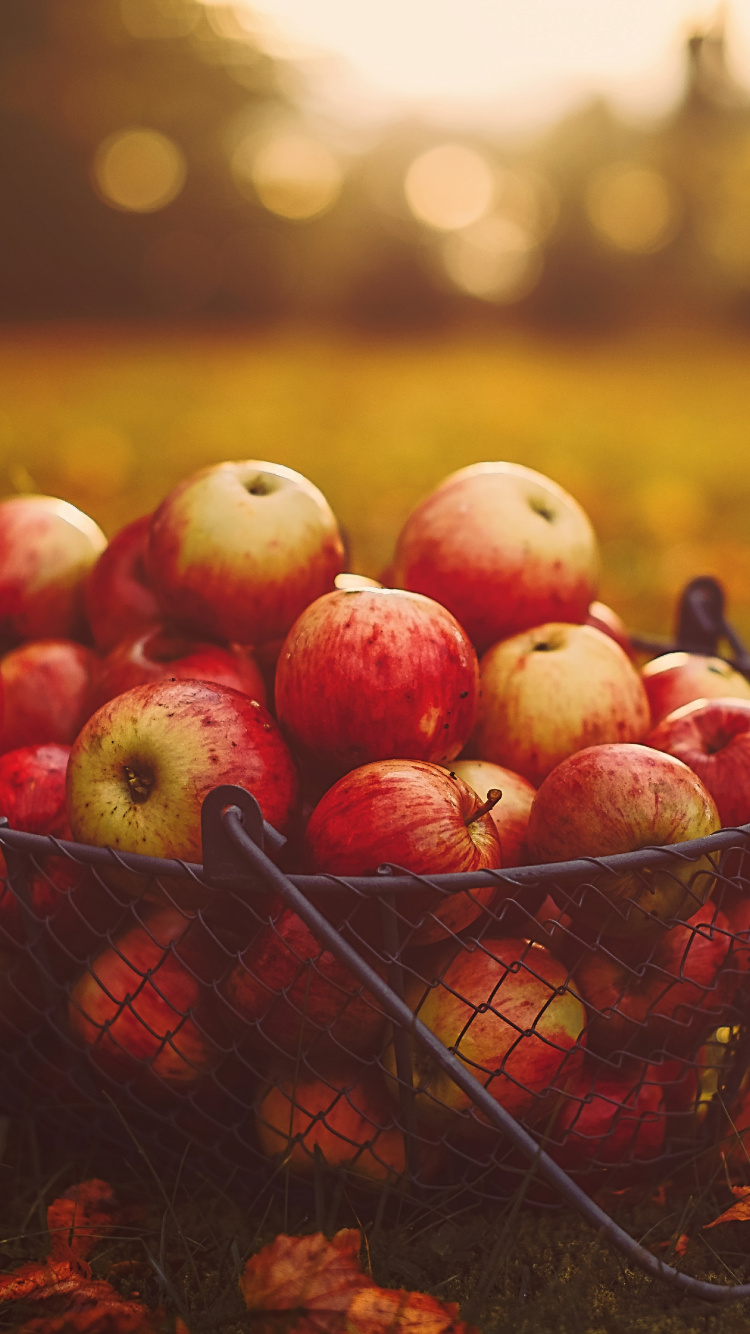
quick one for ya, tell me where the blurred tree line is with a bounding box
[2,0,750,328]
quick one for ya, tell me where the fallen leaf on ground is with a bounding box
[346,1285,477,1334]
[655,1234,689,1256]
[704,1186,750,1229]
[240,1231,479,1334]
[0,1178,183,1333]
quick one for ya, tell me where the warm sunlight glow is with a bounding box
[232,133,343,219]
[405,145,495,231]
[93,129,186,212]
[219,0,750,128]
[442,217,542,301]
[587,163,679,252]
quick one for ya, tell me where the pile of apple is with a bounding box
[1,459,750,1190]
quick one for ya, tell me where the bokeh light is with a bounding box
[232,133,343,219]
[586,162,679,253]
[442,215,542,301]
[93,128,187,213]
[404,144,495,231]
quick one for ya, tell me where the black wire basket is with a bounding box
[3,577,750,1304]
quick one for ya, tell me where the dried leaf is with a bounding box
[17,1301,185,1332]
[704,1186,750,1229]
[346,1286,479,1334]
[240,1231,478,1334]
[47,1180,130,1268]
[240,1231,372,1315]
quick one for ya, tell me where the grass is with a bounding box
[4,316,750,1329]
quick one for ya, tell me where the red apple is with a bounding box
[447,760,535,867]
[67,905,223,1091]
[0,495,106,643]
[87,623,267,715]
[586,600,634,658]
[147,460,345,645]
[392,462,599,652]
[305,759,502,946]
[574,903,733,1058]
[84,514,161,652]
[647,697,750,828]
[221,907,386,1057]
[0,640,97,753]
[527,744,721,937]
[0,742,71,942]
[642,652,750,726]
[547,1061,665,1174]
[275,587,478,778]
[382,936,586,1130]
[256,1062,444,1187]
[473,623,650,787]
[65,679,299,898]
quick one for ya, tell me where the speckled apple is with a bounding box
[275,587,479,777]
[147,460,345,645]
[392,461,599,652]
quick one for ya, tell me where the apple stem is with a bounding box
[465,788,502,826]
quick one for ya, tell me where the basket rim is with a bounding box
[1,810,748,896]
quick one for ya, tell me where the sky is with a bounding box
[223,0,750,131]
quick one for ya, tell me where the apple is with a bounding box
[256,1062,444,1187]
[647,697,750,829]
[305,759,502,947]
[275,587,479,778]
[527,744,721,937]
[0,640,96,753]
[574,903,733,1059]
[221,906,386,1057]
[0,495,106,644]
[642,651,750,726]
[84,514,161,652]
[391,462,599,652]
[0,742,71,941]
[547,1060,665,1174]
[447,760,535,867]
[87,624,267,716]
[67,905,223,1091]
[473,623,650,787]
[147,460,345,645]
[65,679,299,896]
[0,945,45,1050]
[586,601,634,658]
[382,936,586,1130]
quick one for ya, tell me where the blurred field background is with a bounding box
[6,1,750,651]
[2,318,750,647]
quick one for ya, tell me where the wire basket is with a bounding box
[2,577,750,1303]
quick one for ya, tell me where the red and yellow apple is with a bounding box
[256,1062,443,1187]
[0,495,106,644]
[382,936,586,1129]
[392,462,599,652]
[305,759,502,946]
[87,624,267,715]
[647,697,750,828]
[0,640,97,752]
[147,460,345,644]
[65,679,299,886]
[67,906,222,1091]
[275,587,479,778]
[221,906,386,1057]
[642,652,750,726]
[84,514,161,652]
[574,903,733,1058]
[473,622,650,787]
[527,744,721,937]
[447,760,535,867]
